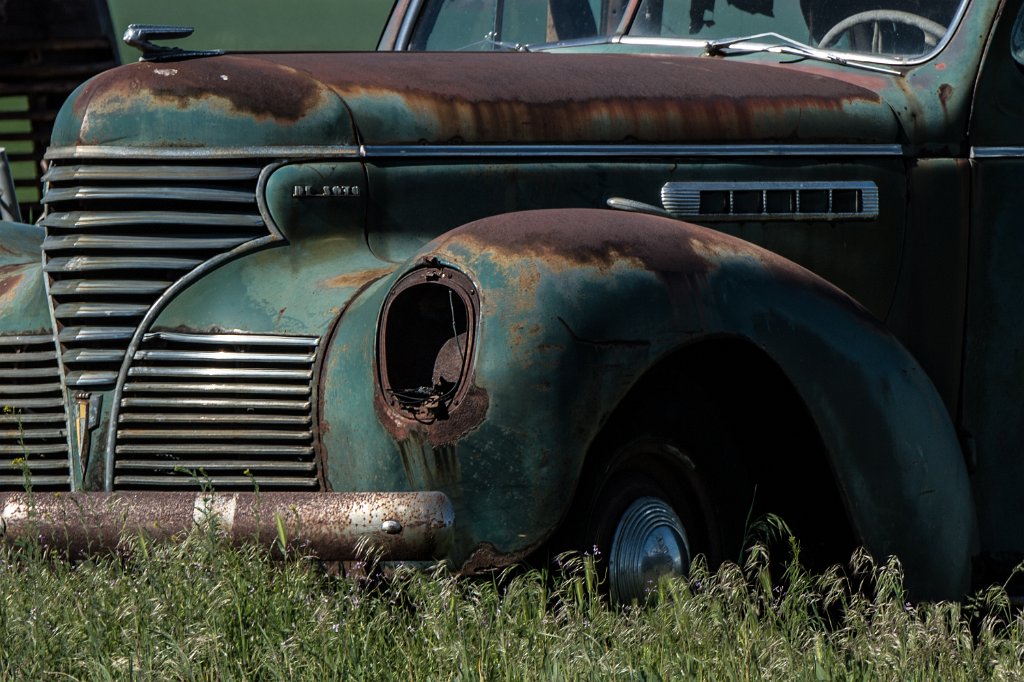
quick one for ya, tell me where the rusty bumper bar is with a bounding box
[0,491,454,560]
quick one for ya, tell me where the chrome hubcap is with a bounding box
[608,496,690,604]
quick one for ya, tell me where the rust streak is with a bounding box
[321,266,395,289]
[270,52,888,144]
[458,539,544,575]
[75,56,328,123]
[0,265,26,304]
[374,382,489,448]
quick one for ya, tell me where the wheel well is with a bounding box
[577,337,858,570]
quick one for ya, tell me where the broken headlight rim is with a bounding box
[376,263,479,423]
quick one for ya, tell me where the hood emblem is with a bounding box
[293,185,362,198]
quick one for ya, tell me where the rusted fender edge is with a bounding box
[0,491,454,561]
[0,220,52,334]
[408,208,974,599]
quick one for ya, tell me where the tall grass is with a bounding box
[0,530,1021,680]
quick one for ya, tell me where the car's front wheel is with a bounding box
[578,433,729,604]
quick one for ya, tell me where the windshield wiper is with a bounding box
[455,33,531,52]
[703,32,901,75]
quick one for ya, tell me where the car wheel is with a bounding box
[582,437,724,604]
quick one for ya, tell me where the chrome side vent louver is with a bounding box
[115,332,321,491]
[40,160,271,390]
[661,181,879,221]
[0,334,71,490]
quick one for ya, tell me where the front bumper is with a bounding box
[0,490,454,560]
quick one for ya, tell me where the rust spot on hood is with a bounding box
[261,52,895,145]
[74,55,329,123]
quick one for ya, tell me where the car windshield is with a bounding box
[628,0,967,59]
[407,0,966,60]
[408,0,629,50]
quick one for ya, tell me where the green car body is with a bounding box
[4,0,1023,600]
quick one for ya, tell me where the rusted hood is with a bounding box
[51,55,357,148]
[52,51,899,148]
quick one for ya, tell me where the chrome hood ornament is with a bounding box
[123,24,223,62]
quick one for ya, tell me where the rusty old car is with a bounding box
[2,0,1021,602]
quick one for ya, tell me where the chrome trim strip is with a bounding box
[113,475,318,487]
[45,145,361,161]
[0,387,62,397]
[0,442,66,453]
[46,257,203,273]
[103,163,289,490]
[66,370,119,386]
[0,334,52,345]
[142,331,321,347]
[134,349,316,362]
[50,280,173,296]
[126,367,313,380]
[360,143,904,158]
[971,147,1024,159]
[43,186,255,205]
[54,303,150,318]
[0,391,63,401]
[43,234,253,251]
[0,350,57,362]
[42,164,262,183]
[116,460,318,470]
[0,475,69,485]
[0,459,69,469]
[0,429,66,439]
[1,397,65,409]
[117,429,313,440]
[59,327,136,342]
[45,143,906,163]
[63,349,125,363]
[115,443,315,455]
[42,211,266,230]
[0,367,62,379]
[118,413,311,424]
[121,382,311,395]
[120,397,311,410]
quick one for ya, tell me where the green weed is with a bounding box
[0,532,1020,680]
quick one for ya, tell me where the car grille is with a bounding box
[39,159,272,390]
[114,331,321,490]
[0,334,71,490]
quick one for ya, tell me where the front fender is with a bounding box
[0,219,51,334]
[326,208,974,597]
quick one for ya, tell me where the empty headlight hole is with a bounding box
[379,266,477,416]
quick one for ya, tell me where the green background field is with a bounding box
[109,0,394,59]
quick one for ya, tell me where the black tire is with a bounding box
[560,396,747,604]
